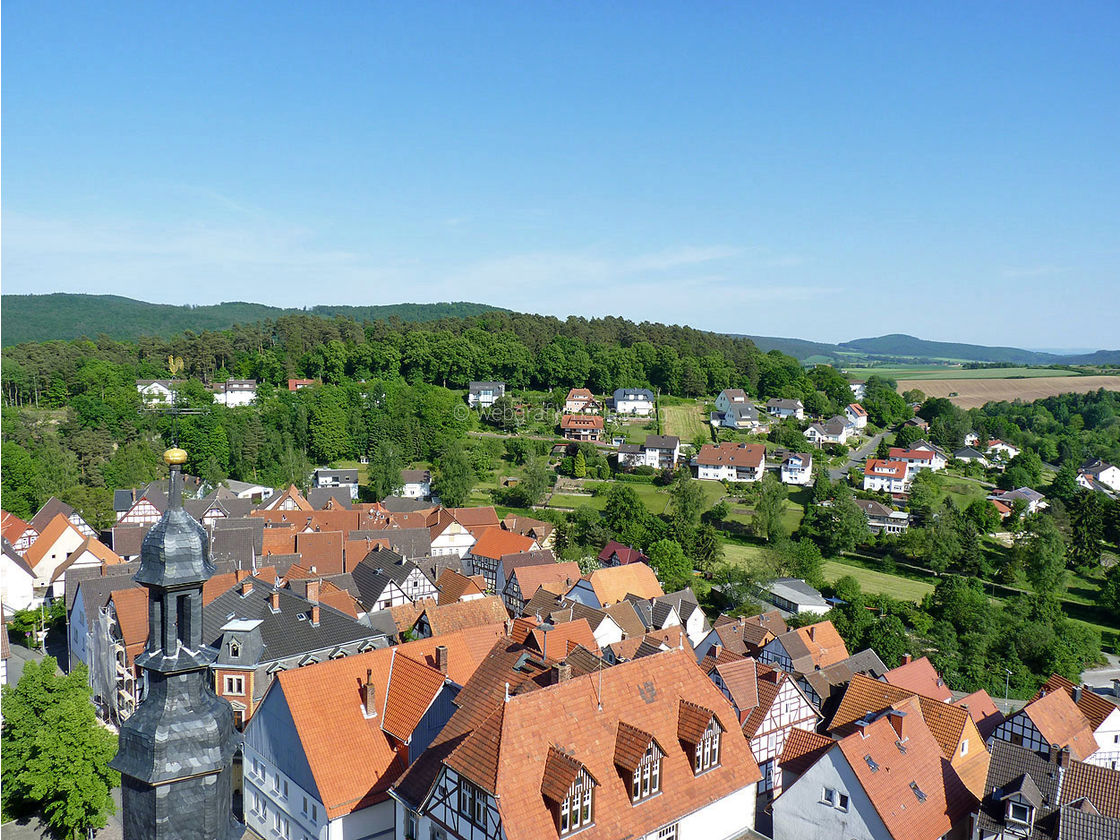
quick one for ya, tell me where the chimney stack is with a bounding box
[306,579,320,604]
[435,644,449,675]
[240,579,253,597]
[236,568,249,583]
[887,710,906,740]
[362,669,377,718]
[553,661,572,684]
[902,653,912,665]
[712,644,723,659]
[808,625,816,641]
[1072,686,1082,704]
[269,589,280,612]
[1057,746,1069,768]
[311,604,320,626]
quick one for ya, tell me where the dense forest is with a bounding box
[0,293,506,345]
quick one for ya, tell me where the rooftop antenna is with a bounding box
[596,658,603,712]
[1003,668,1014,715]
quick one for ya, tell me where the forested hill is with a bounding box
[0,293,506,345]
[838,333,1120,365]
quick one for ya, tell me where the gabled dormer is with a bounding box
[613,722,665,803]
[541,745,598,835]
[997,772,1042,836]
[678,699,724,774]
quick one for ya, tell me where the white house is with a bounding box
[849,381,866,401]
[564,388,602,414]
[210,379,257,407]
[780,452,813,486]
[467,381,505,408]
[766,398,804,420]
[804,417,850,446]
[844,403,868,429]
[986,439,1021,460]
[1080,457,1120,493]
[854,500,910,535]
[964,432,980,447]
[989,487,1046,515]
[863,460,910,494]
[613,387,656,416]
[313,468,359,501]
[713,390,769,431]
[428,510,477,558]
[617,435,681,471]
[23,514,87,600]
[1,542,37,611]
[953,447,989,467]
[397,469,432,500]
[694,442,766,482]
[888,446,945,473]
[135,379,179,406]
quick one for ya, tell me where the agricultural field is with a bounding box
[660,401,708,441]
[845,365,1081,380]
[895,375,1120,409]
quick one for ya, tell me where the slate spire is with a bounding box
[110,447,241,839]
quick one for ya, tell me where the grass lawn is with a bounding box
[843,366,1080,380]
[661,402,708,441]
[932,473,990,508]
[821,559,935,603]
[722,542,778,566]
[546,493,607,511]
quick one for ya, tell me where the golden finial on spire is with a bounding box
[164,447,188,466]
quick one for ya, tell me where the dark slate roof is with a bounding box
[202,576,385,665]
[114,489,137,512]
[613,388,654,401]
[315,469,359,482]
[643,435,679,450]
[522,587,565,619]
[655,588,707,628]
[976,740,1063,840]
[111,524,152,558]
[362,608,403,640]
[414,554,464,582]
[379,497,436,514]
[307,488,353,510]
[209,528,255,569]
[210,517,264,554]
[954,447,988,460]
[30,497,77,534]
[617,443,642,455]
[350,549,432,607]
[65,561,140,611]
[379,527,433,559]
[469,381,505,392]
[1057,805,1120,840]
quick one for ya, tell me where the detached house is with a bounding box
[1030,675,1120,769]
[564,388,602,414]
[990,688,1098,762]
[804,417,850,446]
[759,621,849,674]
[561,413,604,442]
[23,514,87,599]
[467,528,539,591]
[598,541,650,568]
[613,387,655,416]
[397,469,433,500]
[854,500,910,534]
[863,459,910,494]
[888,446,946,473]
[766,398,804,420]
[210,378,257,407]
[467,381,505,408]
[986,440,1020,460]
[712,390,769,432]
[314,468,359,501]
[135,379,179,406]
[695,442,766,482]
[397,649,762,840]
[1079,456,1120,492]
[773,695,975,840]
[617,435,680,470]
[780,452,813,486]
[566,563,664,608]
[845,403,868,429]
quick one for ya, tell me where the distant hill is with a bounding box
[0,294,507,345]
[838,333,1120,365]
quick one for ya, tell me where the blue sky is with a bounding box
[3,2,1118,347]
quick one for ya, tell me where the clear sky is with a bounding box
[3,2,1118,348]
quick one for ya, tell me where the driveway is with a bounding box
[829,428,891,481]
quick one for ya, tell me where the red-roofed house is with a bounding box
[773,696,974,840]
[883,655,953,702]
[845,403,868,429]
[466,529,538,591]
[889,447,946,473]
[695,443,766,482]
[990,689,1099,762]
[863,459,910,494]
[597,540,650,568]
[1,510,37,552]
[23,514,87,598]
[242,628,501,840]
[560,413,604,441]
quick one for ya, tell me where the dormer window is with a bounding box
[615,722,664,804]
[631,744,662,802]
[542,746,597,836]
[228,640,241,659]
[1007,800,1032,826]
[695,721,721,773]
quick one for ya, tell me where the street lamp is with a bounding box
[1003,668,1013,713]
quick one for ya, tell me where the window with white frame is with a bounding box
[630,743,662,802]
[559,771,594,835]
[693,719,721,773]
[655,825,679,840]
[223,675,244,695]
[458,779,487,826]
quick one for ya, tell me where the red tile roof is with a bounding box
[560,414,604,430]
[778,727,835,777]
[421,596,509,638]
[23,514,83,571]
[528,617,600,660]
[510,562,580,604]
[470,528,537,562]
[581,564,664,606]
[435,569,486,605]
[438,650,760,838]
[294,530,345,575]
[270,628,499,819]
[111,587,150,667]
[696,442,765,468]
[596,540,649,565]
[864,459,908,479]
[1017,688,1099,761]
[952,689,1004,740]
[889,447,934,461]
[1,510,32,545]
[883,656,952,702]
[1035,673,1118,731]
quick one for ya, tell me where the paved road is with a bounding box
[829,428,891,481]
[1082,653,1120,693]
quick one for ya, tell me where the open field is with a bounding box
[894,375,1120,409]
[660,402,707,440]
[821,560,935,603]
[845,366,1080,380]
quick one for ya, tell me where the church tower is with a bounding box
[110,448,240,839]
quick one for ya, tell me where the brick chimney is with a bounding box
[362,669,377,718]
[1057,746,1069,768]
[306,579,320,604]
[1072,685,1082,704]
[435,644,448,675]
[712,644,723,659]
[240,579,253,597]
[887,710,906,740]
[269,589,280,612]
[310,604,320,626]
[808,625,816,641]
[553,661,572,684]
[235,568,249,583]
[901,653,912,665]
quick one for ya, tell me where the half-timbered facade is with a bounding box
[990,688,1099,761]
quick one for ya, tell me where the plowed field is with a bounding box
[895,375,1120,408]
